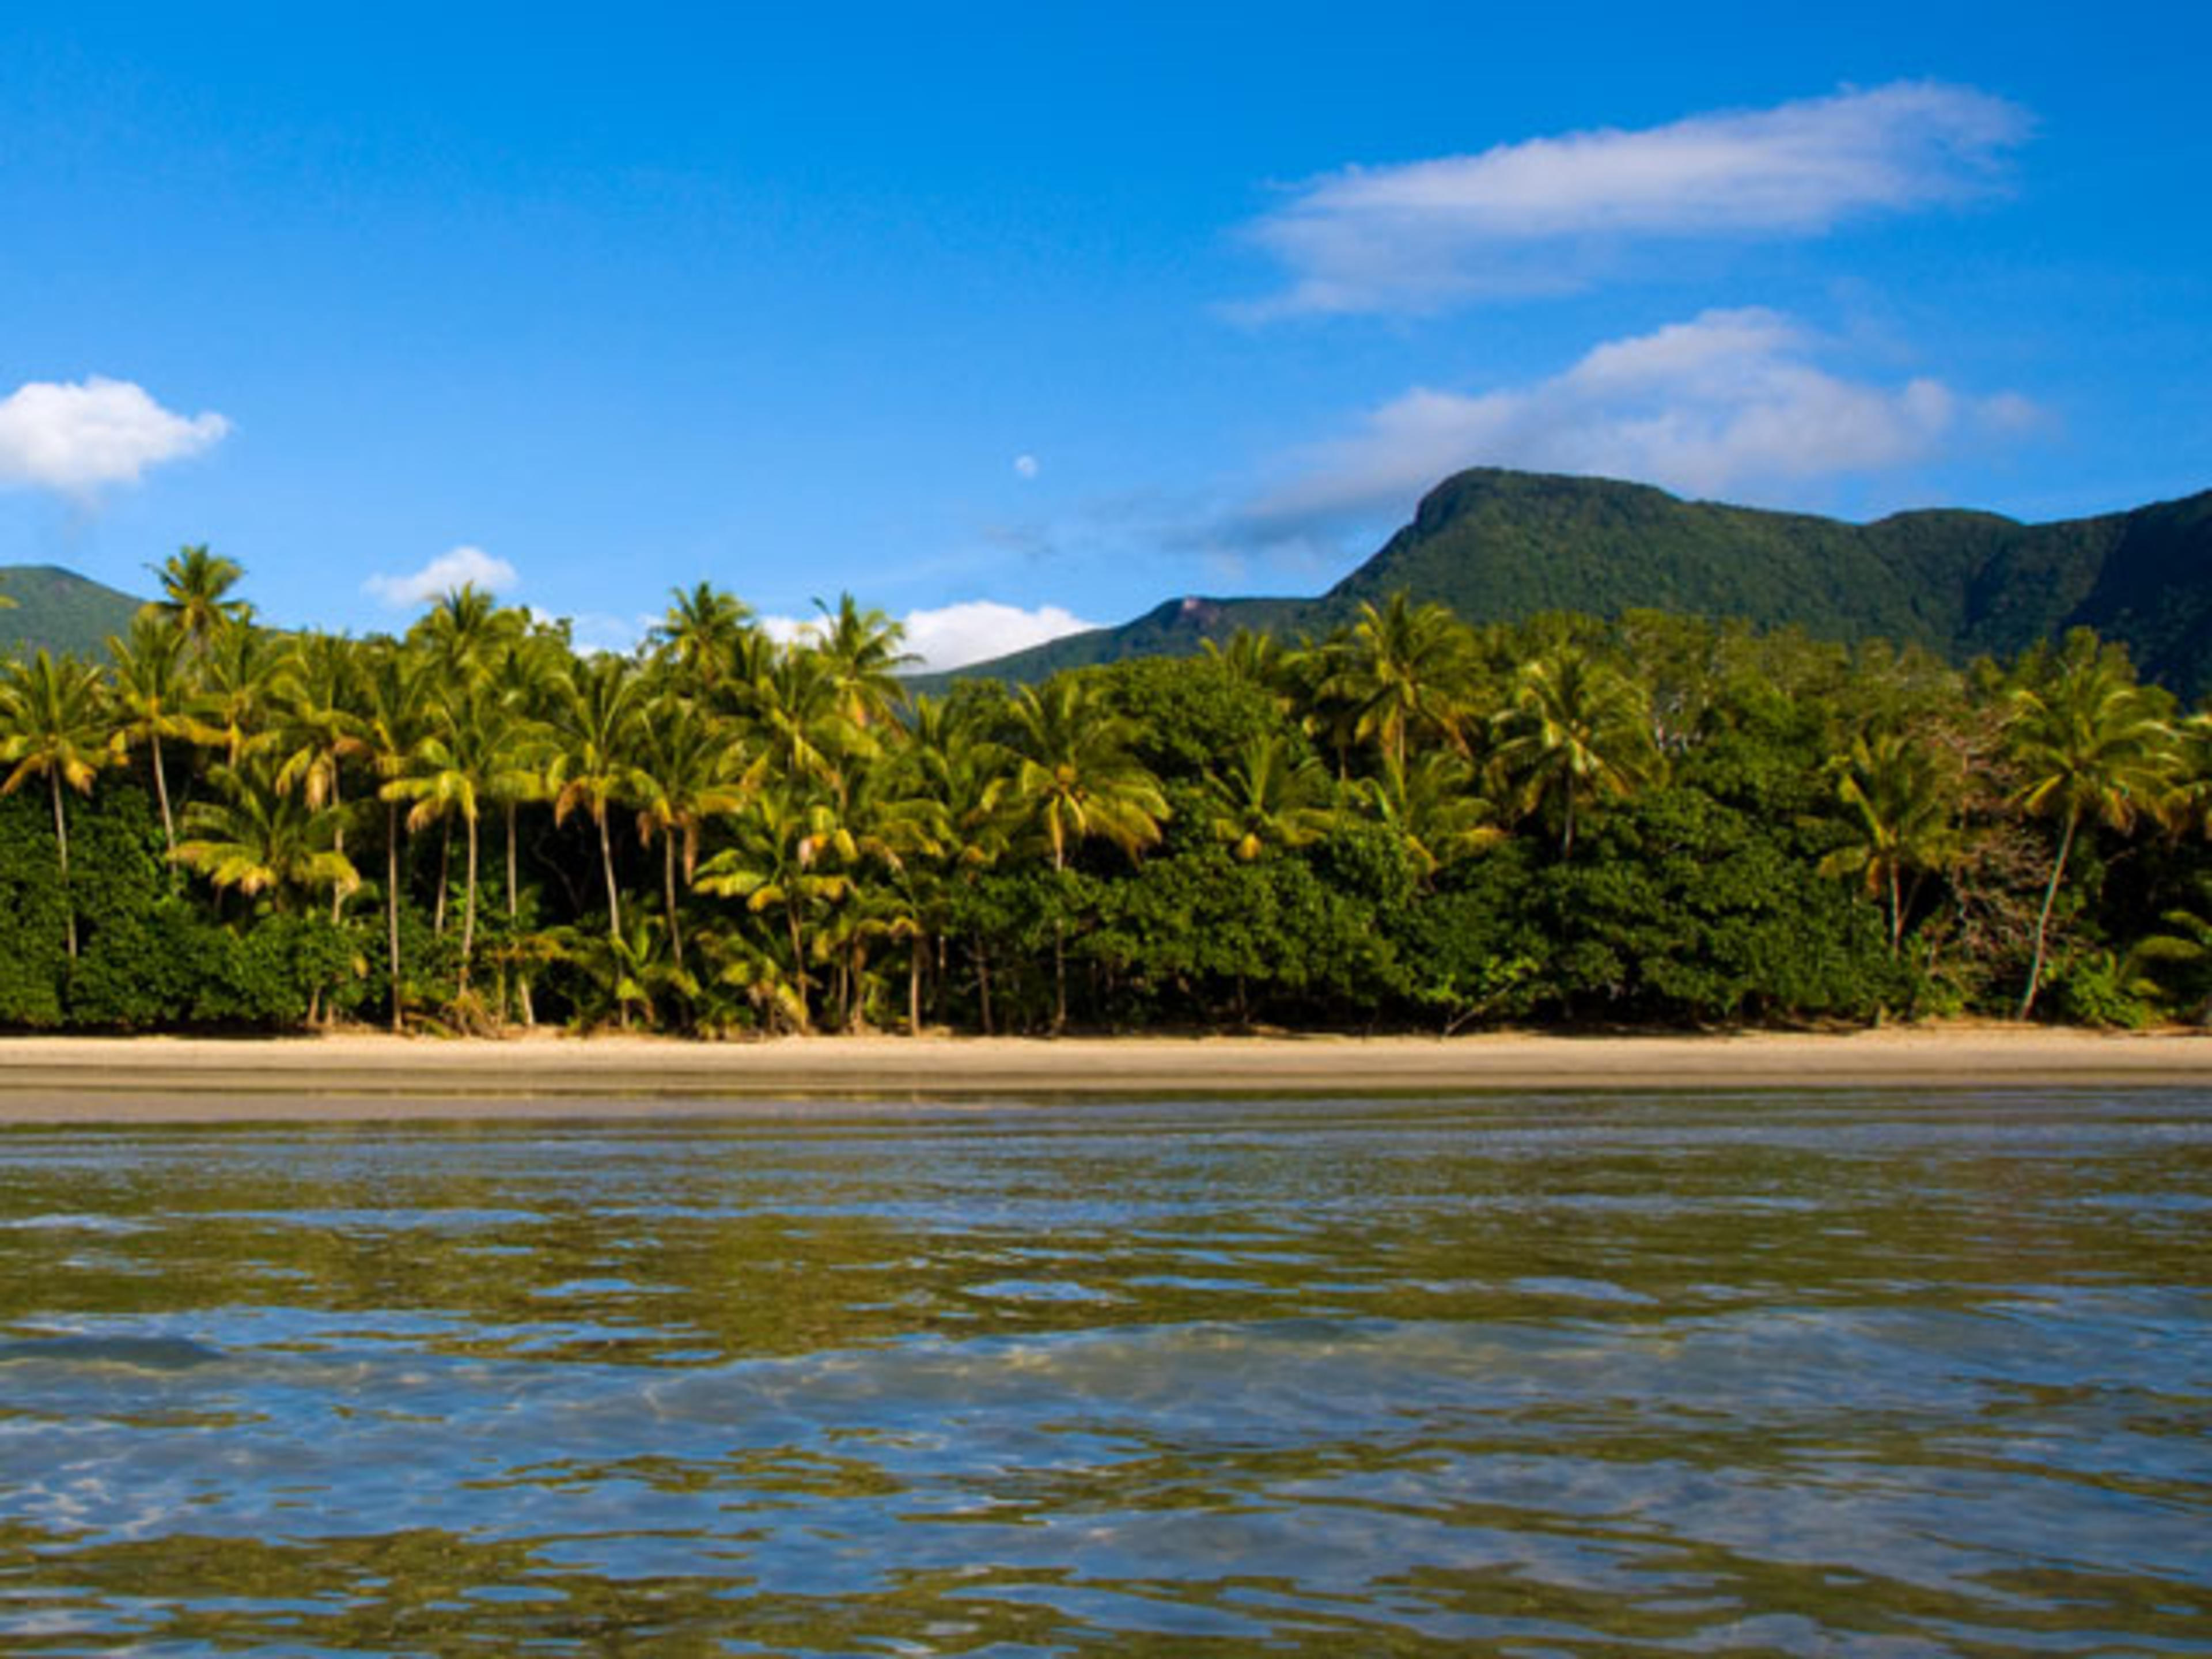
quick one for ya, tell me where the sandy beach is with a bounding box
[0,1026,2204,1120]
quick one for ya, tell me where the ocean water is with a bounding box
[0,1090,2206,1655]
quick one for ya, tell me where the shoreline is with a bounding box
[0,1027,2207,1120]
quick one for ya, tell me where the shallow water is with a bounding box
[0,1091,2206,1655]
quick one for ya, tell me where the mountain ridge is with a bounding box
[938,470,2212,694]
[0,565,148,664]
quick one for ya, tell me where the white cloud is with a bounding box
[0,376,230,494]
[1242,82,2028,316]
[1244,308,2035,532]
[1013,453,1040,480]
[899,600,1095,671]
[757,600,1097,672]
[362,545,520,608]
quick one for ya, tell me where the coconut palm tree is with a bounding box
[812,593,914,730]
[696,779,856,1030]
[359,646,433,1031]
[743,645,860,795]
[1818,731,1961,956]
[1314,594,1476,776]
[628,698,749,974]
[1203,627,1291,707]
[1002,677,1168,1029]
[650,582,753,692]
[900,695,1013,1032]
[1203,733,1336,862]
[0,652,111,960]
[815,751,945,1029]
[1355,749,1506,884]
[546,653,645,940]
[189,626,300,767]
[385,688,505,998]
[147,545,251,655]
[1490,646,1662,857]
[105,611,198,860]
[175,760,359,913]
[411,584,517,690]
[273,632,369,922]
[2005,642,2180,1018]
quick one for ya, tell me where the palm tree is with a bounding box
[1002,677,1169,1029]
[189,626,300,767]
[696,780,855,1029]
[817,751,945,1029]
[2005,643,2180,1018]
[547,654,644,939]
[484,632,562,921]
[1818,732,1961,955]
[743,645,862,794]
[175,760,359,914]
[1203,627,1291,706]
[411,584,517,690]
[902,695,1012,1032]
[1203,733,1335,862]
[147,545,251,654]
[0,652,111,960]
[629,698,748,974]
[650,582,753,692]
[273,632,368,922]
[1355,749,1506,884]
[1313,594,1475,775]
[385,687,505,998]
[1490,646,1661,857]
[812,593,914,730]
[105,611,198,859]
[359,646,433,1031]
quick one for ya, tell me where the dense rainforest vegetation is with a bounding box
[3,546,2211,1037]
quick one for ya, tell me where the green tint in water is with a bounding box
[0,1092,2206,1654]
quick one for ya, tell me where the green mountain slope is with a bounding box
[0,566,147,663]
[944,470,2212,694]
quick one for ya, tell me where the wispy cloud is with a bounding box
[1240,308,2040,536]
[0,376,230,494]
[362,545,520,608]
[1240,82,2029,317]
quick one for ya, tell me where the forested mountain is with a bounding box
[950,472,2212,695]
[0,566,146,662]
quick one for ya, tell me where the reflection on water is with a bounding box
[0,1091,2207,1654]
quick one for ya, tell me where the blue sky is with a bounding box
[1,2,2206,666]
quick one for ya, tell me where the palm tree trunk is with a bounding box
[50,770,75,961]
[1887,866,1904,957]
[662,836,685,972]
[1051,849,1067,1035]
[2020,808,2080,1020]
[974,933,993,1035]
[149,730,176,862]
[329,770,348,925]
[597,809,623,938]
[433,818,451,935]
[910,935,925,1035]
[786,906,810,1031]
[1561,777,1577,859]
[458,813,479,997]
[387,801,404,1033]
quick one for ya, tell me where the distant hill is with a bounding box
[942,471,2212,696]
[0,566,146,664]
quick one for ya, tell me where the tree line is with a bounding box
[2,547,2210,1035]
